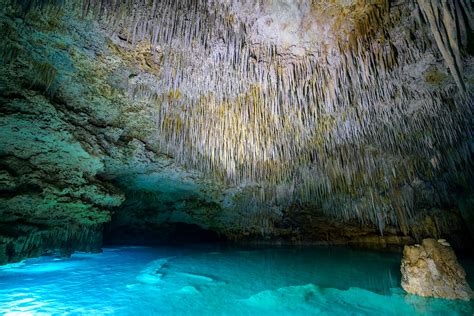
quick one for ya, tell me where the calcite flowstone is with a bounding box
[400,238,473,300]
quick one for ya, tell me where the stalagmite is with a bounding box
[401,239,474,300]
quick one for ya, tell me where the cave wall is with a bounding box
[0,0,473,264]
[0,2,228,263]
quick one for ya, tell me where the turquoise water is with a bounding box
[0,246,473,315]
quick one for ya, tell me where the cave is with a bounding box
[1,0,474,313]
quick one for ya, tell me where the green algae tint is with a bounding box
[0,246,473,315]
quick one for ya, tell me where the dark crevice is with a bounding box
[0,183,43,198]
[103,222,226,246]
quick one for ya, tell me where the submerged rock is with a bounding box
[400,238,473,300]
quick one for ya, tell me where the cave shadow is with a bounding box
[103,222,227,247]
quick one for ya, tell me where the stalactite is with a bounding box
[10,0,474,234]
[416,0,472,92]
[31,60,58,96]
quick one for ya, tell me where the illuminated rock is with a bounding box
[401,238,473,300]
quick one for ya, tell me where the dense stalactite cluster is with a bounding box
[8,0,474,234]
[417,0,473,92]
[0,223,103,265]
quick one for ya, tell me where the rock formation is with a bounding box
[0,0,473,263]
[401,238,473,300]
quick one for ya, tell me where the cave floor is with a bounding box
[1,245,473,315]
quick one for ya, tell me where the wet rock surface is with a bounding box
[401,238,473,300]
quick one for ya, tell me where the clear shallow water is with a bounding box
[0,246,473,315]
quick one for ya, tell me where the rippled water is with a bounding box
[1,246,473,315]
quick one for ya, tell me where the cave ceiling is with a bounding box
[1,0,473,239]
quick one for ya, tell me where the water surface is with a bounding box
[0,246,473,315]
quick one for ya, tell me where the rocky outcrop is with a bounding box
[401,238,473,300]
